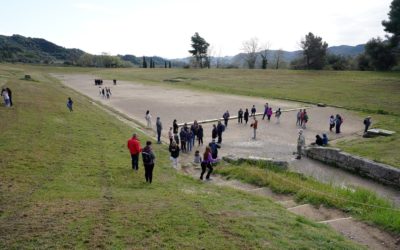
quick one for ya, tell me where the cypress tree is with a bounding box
[142,56,147,68]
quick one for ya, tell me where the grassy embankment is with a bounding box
[0,64,361,248]
[32,66,400,168]
[214,161,400,234]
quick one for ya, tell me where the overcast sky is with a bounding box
[0,0,393,58]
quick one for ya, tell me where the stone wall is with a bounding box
[305,147,400,188]
[222,155,288,171]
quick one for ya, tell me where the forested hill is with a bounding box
[0,34,365,67]
[0,34,85,64]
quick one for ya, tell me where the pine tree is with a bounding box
[188,32,210,68]
[301,32,328,70]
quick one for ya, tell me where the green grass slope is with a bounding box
[0,65,361,248]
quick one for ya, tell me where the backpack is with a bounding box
[142,151,153,164]
[210,144,218,156]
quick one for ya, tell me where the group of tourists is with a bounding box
[126,101,372,182]
[94,79,103,85]
[1,87,12,107]
[99,86,112,99]
[296,109,309,128]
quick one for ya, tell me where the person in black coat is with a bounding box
[142,141,156,183]
[179,128,187,152]
[173,119,179,134]
[315,135,323,146]
[212,124,218,140]
[197,125,204,145]
[363,116,371,133]
[238,108,243,123]
[244,108,249,124]
[217,121,225,144]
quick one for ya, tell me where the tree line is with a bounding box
[189,0,399,71]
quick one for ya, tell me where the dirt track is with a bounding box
[53,74,363,160]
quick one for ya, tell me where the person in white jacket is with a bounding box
[145,110,152,128]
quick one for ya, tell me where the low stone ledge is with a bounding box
[222,155,289,170]
[305,146,400,188]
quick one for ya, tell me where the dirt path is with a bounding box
[58,78,399,249]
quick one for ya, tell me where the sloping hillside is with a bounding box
[0,34,84,64]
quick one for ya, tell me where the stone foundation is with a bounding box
[305,147,400,188]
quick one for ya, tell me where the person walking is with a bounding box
[156,117,162,144]
[296,130,305,159]
[168,127,173,144]
[329,115,335,132]
[251,105,256,117]
[223,110,230,128]
[200,146,217,180]
[6,87,12,107]
[179,127,187,153]
[250,117,258,139]
[187,129,194,152]
[267,107,273,121]
[300,109,305,127]
[127,133,142,171]
[238,108,243,123]
[363,116,372,134]
[296,110,301,126]
[275,108,282,124]
[173,119,179,134]
[145,110,152,128]
[217,120,225,144]
[197,125,204,145]
[142,141,156,183]
[169,141,180,168]
[244,108,249,124]
[191,121,199,145]
[212,124,218,141]
[302,110,309,129]
[262,103,269,120]
[208,139,221,159]
[1,88,10,107]
[66,97,73,112]
[335,114,343,134]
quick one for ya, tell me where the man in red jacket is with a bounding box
[127,133,142,171]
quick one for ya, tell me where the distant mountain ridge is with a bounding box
[0,34,365,67]
[0,34,85,64]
